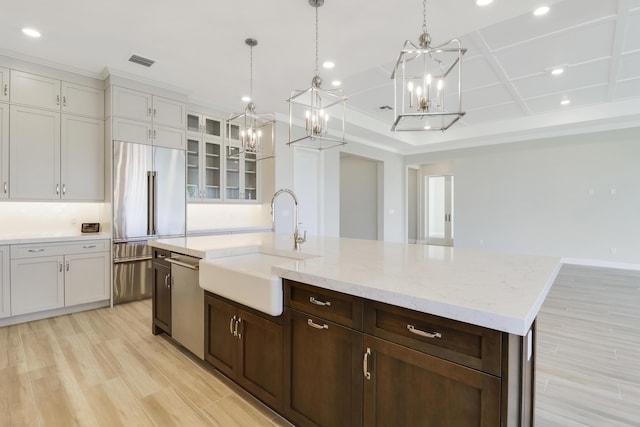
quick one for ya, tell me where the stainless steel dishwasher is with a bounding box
[166,253,204,359]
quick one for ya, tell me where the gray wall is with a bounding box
[406,128,640,266]
[340,155,379,240]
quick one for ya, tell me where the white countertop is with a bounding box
[0,231,111,245]
[150,233,561,336]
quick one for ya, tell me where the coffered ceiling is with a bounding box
[1,0,639,154]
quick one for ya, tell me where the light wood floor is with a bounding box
[1,264,638,426]
[536,265,640,426]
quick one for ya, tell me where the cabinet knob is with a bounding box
[66,261,70,272]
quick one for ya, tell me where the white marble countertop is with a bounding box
[150,233,561,336]
[0,231,111,245]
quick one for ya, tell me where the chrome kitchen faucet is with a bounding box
[270,189,306,250]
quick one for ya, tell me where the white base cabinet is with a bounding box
[9,240,110,317]
[0,102,8,199]
[0,246,9,319]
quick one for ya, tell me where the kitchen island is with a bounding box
[150,232,561,427]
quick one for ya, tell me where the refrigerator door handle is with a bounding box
[151,171,158,235]
[147,171,154,235]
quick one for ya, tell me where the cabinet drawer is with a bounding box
[364,300,502,376]
[284,279,363,330]
[11,239,109,259]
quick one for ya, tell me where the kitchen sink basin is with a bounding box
[199,252,311,316]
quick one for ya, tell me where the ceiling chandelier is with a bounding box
[287,0,346,151]
[228,38,275,160]
[391,0,466,132]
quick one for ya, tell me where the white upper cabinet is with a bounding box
[110,86,186,149]
[0,67,9,102]
[153,96,185,128]
[0,103,8,199]
[10,70,103,119]
[60,114,105,200]
[61,81,104,118]
[10,71,60,110]
[111,86,153,122]
[9,105,61,200]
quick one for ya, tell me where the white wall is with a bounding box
[406,128,640,266]
[407,168,418,242]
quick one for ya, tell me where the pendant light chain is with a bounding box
[422,0,428,36]
[249,43,254,100]
[315,5,320,76]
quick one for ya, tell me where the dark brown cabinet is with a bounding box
[152,248,172,335]
[363,334,501,426]
[205,292,283,411]
[283,280,364,427]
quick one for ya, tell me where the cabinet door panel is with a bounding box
[205,295,238,378]
[0,246,9,319]
[153,96,185,129]
[111,86,152,121]
[152,262,171,334]
[364,335,500,427]
[61,115,104,200]
[11,256,64,315]
[284,308,363,427]
[61,81,104,119]
[0,103,8,199]
[64,252,110,306]
[9,105,61,199]
[0,67,9,102]
[237,309,283,410]
[10,71,60,110]
[112,117,152,145]
[153,124,185,150]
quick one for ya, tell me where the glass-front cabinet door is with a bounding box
[244,153,257,201]
[224,123,260,202]
[186,112,222,202]
[226,145,240,200]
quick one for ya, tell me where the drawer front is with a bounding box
[364,301,502,376]
[11,239,109,259]
[284,280,363,330]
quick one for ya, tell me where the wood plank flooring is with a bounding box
[0,299,291,427]
[536,265,640,426]
[1,264,638,426]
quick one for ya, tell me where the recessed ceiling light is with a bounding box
[476,0,494,6]
[22,27,41,38]
[331,80,341,87]
[550,67,565,76]
[322,61,335,69]
[533,6,550,16]
[241,96,251,102]
[560,99,570,106]
[424,125,432,130]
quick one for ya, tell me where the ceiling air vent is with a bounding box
[128,54,155,68]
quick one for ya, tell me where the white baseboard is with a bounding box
[561,258,640,271]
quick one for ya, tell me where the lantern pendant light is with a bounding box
[228,38,275,160]
[391,0,466,132]
[287,0,346,150]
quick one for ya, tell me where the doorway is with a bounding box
[424,175,454,246]
[340,154,382,240]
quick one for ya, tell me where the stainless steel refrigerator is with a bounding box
[112,140,186,304]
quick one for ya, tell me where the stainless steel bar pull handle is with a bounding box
[28,249,45,253]
[146,172,154,235]
[59,262,63,272]
[3,182,6,194]
[66,261,70,272]
[307,319,328,330]
[56,184,60,195]
[151,171,157,235]
[309,296,331,307]
[62,184,66,195]
[230,315,237,336]
[363,348,371,380]
[407,325,442,339]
